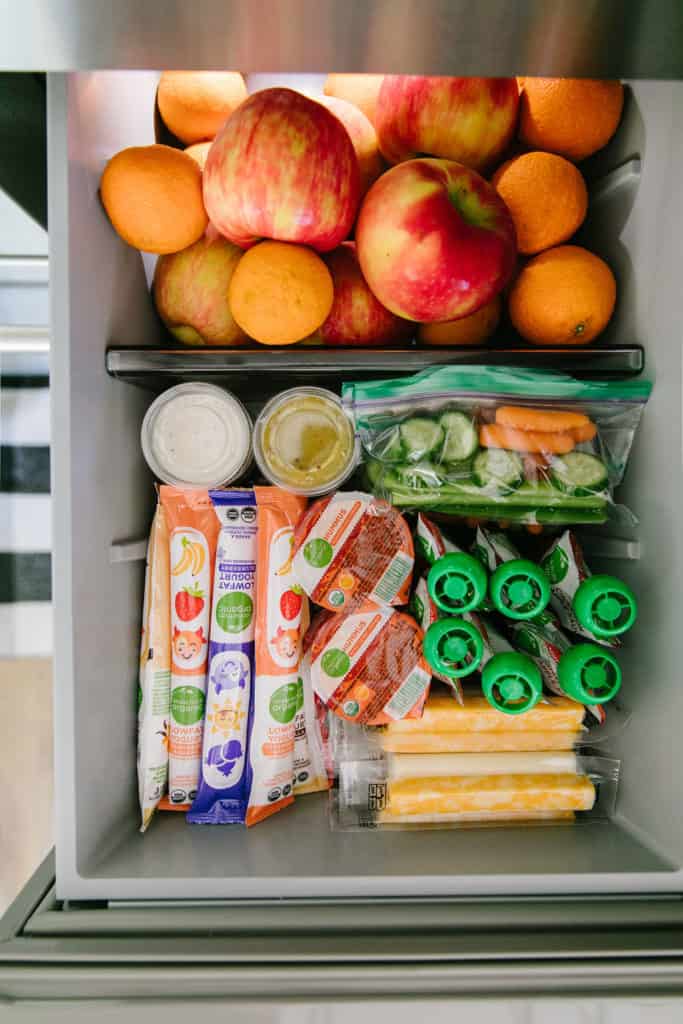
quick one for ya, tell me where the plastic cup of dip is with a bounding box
[141,382,252,489]
[253,386,358,496]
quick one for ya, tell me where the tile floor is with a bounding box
[0,657,53,915]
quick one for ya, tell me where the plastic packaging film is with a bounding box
[137,502,171,832]
[343,364,651,527]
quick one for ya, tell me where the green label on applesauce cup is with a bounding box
[304,538,334,568]
[321,648,351,678]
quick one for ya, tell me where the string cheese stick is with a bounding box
[386,751,578,780]
[384,773,595,818]
[378,810,576,825]
[381,731,582,754]
[386,693,585,734]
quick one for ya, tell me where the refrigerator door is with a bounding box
[3,854,683,1006]
[1,0,683,78]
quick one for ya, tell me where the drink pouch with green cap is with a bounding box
[541,530,636,645]
[509,618,621,723]
[477,618,544,715]
[474,527,551,621]
[415,513,461,566]
[411,575,464,703]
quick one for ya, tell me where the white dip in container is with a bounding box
[141,383,252,488]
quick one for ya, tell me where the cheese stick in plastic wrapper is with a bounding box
[383,773,596,818]
[138,502,171,832]
[386,751,578,780]
[187,490,257,824]
[246,487,307,826]
[159,487,220,810]
[387,692,585,734]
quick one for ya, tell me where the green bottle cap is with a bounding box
[490,559,551,621]
[427,552,488,614]
[481,652,543,715]
[573,575,637,639]
[423,617,485,678]
[557,643,622,704]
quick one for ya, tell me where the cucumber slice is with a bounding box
[472,448,524,491]
[550,452,608,496]
[396,461,442,490]
[399,417,444,462]
[439,411,479,463]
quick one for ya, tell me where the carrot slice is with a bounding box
[570,421,598,443]
[480,423,575,454]
[496,405,590,433]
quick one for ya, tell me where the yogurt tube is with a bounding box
[159,487,221,809]
[246,487,308,827]
[187,490,257,825]
[142,383,252,489]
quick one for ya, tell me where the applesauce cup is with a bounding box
[253,386,359,496]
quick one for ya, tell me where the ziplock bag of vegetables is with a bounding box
[342,366,651,527]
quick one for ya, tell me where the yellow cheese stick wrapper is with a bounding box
[385,773,595,818]
[386,693,585,735]
[379,810,575,826]
[381,731,581,753]
[387,751,578,780]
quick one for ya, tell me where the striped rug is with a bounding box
[0,376,51,656]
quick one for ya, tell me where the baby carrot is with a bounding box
[571,421,598,443]
[496,406,590,433]
[480,423,576,455]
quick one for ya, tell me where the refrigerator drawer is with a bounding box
[48,68,683,902]
[3,854,683,1005]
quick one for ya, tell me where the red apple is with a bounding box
[317,242,412,346]
[376,76,519,172]
[153,234,247,346]
[355,158,516,323]
[319,96,384,197]
[203,88,360,252]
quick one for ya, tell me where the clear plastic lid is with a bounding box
[253,386,358,496]
[141,382,253,489]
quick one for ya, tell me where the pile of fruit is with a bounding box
[100,72,624,349]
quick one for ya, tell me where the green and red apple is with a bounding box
[319,96,384,198]
[203,87,360,252]
[355,158,517,323]
[317,242,412,346]
[153,234,247,347]
[376,76,519,172]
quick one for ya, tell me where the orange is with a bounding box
[323,74,384,127]
[518,78,624,162]
[418,296,501,347]
[184,141,213,171]
[228,241,334,346]
[491,152,588,255]
[100,145,208,254]
[158,71,247,144]
[508,245,616,346]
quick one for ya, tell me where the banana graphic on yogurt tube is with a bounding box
[172,535,205,576]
